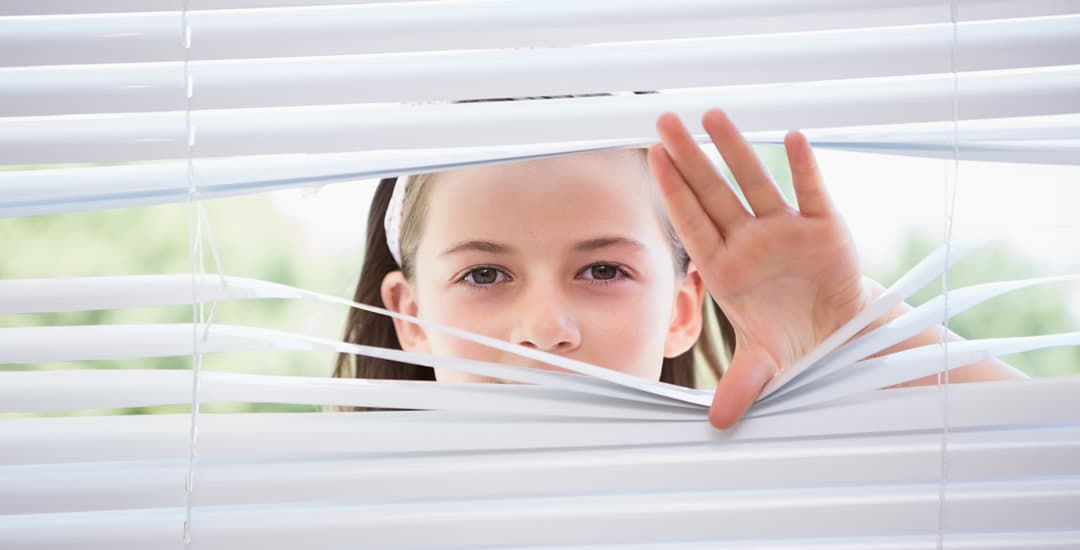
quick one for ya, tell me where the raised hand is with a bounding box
[648,109,872,429]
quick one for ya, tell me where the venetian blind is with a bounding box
[1,1,1079,548]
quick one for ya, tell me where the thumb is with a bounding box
[709,345,778,429]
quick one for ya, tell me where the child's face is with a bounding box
[383,150,705,382]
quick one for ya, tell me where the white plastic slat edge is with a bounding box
[4,0,1078,65]
[5,16,1079,116]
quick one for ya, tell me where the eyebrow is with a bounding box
[441,240,515,257]
[441,236,646,258]
[573,236,646,253]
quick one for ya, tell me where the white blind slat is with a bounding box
[4,66,1078,165]
[1,114,1076,218]
[3,378,1077,464]
[0,0,395,16]
[5,15,1080,117]
[0,369,704,421]
[4,0,1077,66]
[3,425,1077,514]
[1,479,1077,548]
[4,2,1079,548]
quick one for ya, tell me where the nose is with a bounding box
[511,285,581,354]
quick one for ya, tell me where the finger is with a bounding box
[784,130,836,218]
[702,109,789,217]
[655,112,752,233]
[708,345,776,429]
[647,143,724,256]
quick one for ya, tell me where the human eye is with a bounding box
[460,266,510,287]
[576,263,630,284]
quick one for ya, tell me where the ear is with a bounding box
[380,270,430,353]
[664,263,706,358]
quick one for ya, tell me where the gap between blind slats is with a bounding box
[3,0,1077,65]
[1,141,1077,219]
[4,322,1074,407]
[1,114,1076,218]
[0,322,706,409]
[0,238,1065,421]
[2,269,1075,408]
[3,66,1079,165]
[5,15,1080,117]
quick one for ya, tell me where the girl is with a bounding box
[335,108,1023,428]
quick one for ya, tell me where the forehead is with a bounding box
[419,149,668,245]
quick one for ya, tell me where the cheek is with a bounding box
[577,286,673,379]
[417,290,513,383]
[416,289,510,360]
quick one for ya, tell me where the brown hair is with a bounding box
[334,169,735,389]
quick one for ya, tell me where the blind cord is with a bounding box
[179,0,228,545]
[181,0,200,539]
[937,0,961,547]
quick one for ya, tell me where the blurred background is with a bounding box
[3,145,1078,415]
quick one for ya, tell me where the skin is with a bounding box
[381,150,706,384]
[384,108,1026,430]
[649,109,1025,428]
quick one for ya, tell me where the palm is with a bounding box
[648,109,869,428]
[711,214,864,368]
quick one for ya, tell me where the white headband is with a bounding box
[383,175,410,267]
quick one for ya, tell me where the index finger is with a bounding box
[702,109,791,217]
[655,112,752,235]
